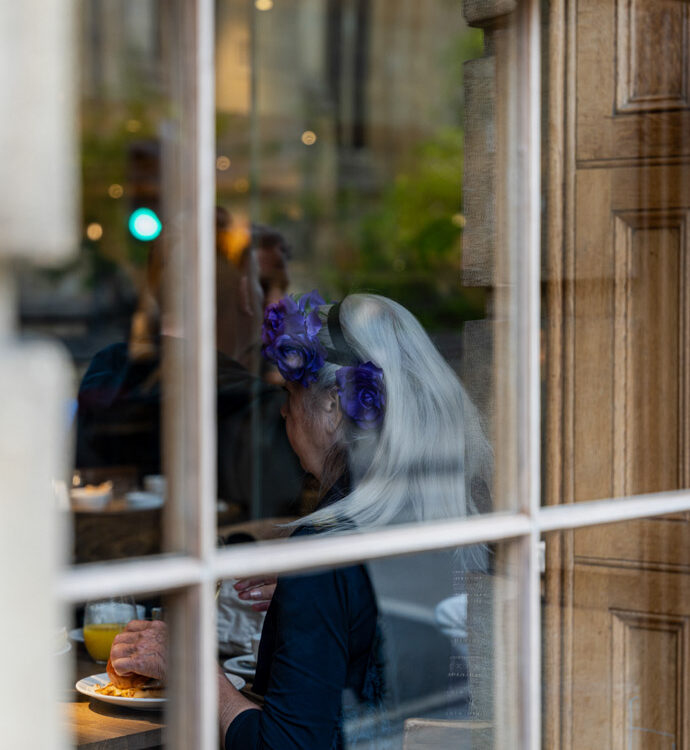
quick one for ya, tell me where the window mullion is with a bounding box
[163,1,217,750]
[514,0,543,747]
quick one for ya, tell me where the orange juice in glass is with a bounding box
[83,599,136,664]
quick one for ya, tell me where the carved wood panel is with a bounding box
[611,609,688,750]
[616,0,690,113]
[577,0,690,163]
[571,564,690,750]
[613,209,690,497]
[572,171,690,507]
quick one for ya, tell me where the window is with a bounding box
[3,1,690,749]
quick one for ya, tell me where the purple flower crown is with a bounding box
[262,291,386,430]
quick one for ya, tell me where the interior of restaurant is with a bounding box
[32,2,500,748]
[7,0,689,749]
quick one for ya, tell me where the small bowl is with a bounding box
[70,482,113,509]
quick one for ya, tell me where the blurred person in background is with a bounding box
[75,207,303,517]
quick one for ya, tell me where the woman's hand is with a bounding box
[109,619,168,684]
[234,576,277,612]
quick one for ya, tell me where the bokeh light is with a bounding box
[233,178,249,193]
[216,156,231,171]
[128,208,162,241]
[86,223,103,241]
[301,130,317,146]
[108,183,124,199]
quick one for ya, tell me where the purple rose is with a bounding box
[298,289,326,314]
[335,361,386,430]
[261,292,328,384]
[262,301,288,346]
[272,333,327,386]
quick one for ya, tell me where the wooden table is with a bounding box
[63,647,164,750]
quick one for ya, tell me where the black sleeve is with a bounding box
[224,569,349,750]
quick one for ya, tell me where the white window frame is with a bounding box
[8,0,689,748]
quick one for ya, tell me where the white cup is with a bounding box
[143,474,167,497]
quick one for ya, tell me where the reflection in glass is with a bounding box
[218,544,512,748]
[215,0,504,526]
[542,0,690,506]
[67,597,167,749]
[544,518,690,750]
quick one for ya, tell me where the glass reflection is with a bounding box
[24,0,501,570]
[228,546,507,747]
[543,518,690,750]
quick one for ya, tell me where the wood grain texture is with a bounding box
[616,0,689,112]
[571,563,690,750]
[577,0,690,162]
[65,702,163,750]
[544,1,690,748]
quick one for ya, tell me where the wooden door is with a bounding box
[544,1,690,748]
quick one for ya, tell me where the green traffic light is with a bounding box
[128,208,162,241]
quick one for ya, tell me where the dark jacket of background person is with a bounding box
[75,337,303,517]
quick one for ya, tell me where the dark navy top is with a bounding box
[224,482,381,750]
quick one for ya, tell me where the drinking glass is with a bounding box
[83,597,136,664]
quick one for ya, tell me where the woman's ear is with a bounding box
[322,387,343,435]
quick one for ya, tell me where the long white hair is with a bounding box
[299,293,493,530]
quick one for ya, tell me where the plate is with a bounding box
[76,672,246,710]
[223,654,257,678]
[69,627,84,643]
[224,672,246,690]
[125,491,164,510]
[55,641,72,656]
[76,673,165,710]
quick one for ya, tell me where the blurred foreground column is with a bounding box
[0,3,77,750]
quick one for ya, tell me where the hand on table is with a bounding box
[234,576,277,612]
[108,619,168,687]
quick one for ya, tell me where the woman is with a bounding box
[110,291,491,749]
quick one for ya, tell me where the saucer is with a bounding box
[223,654,257,678]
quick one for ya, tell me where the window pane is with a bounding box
[213,0,522,545]
[66,596,169,749]
[218,543,520,749]
[19,1,189,564]
[541,0,690,506]
[543,516,690,749]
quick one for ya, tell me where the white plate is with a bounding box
[76,672,246,710]
[76,673,166,710]
[224,672,246,690]
[125,491,164,510]
[55,641,72,656]
[223,654,257,678]
[69,627,84,643]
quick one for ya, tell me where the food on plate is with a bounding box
[94,681,164,699]
[70,481,113,508]
[103,656,164,697]
[81,481,113,495]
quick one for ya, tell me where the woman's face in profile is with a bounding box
[281,383,328,480]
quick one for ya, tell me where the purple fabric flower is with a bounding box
[335,362,386,430]
[271,333,326,386]
[262,301,288,346]
[261,292,327,385]
[298,289,326,314]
